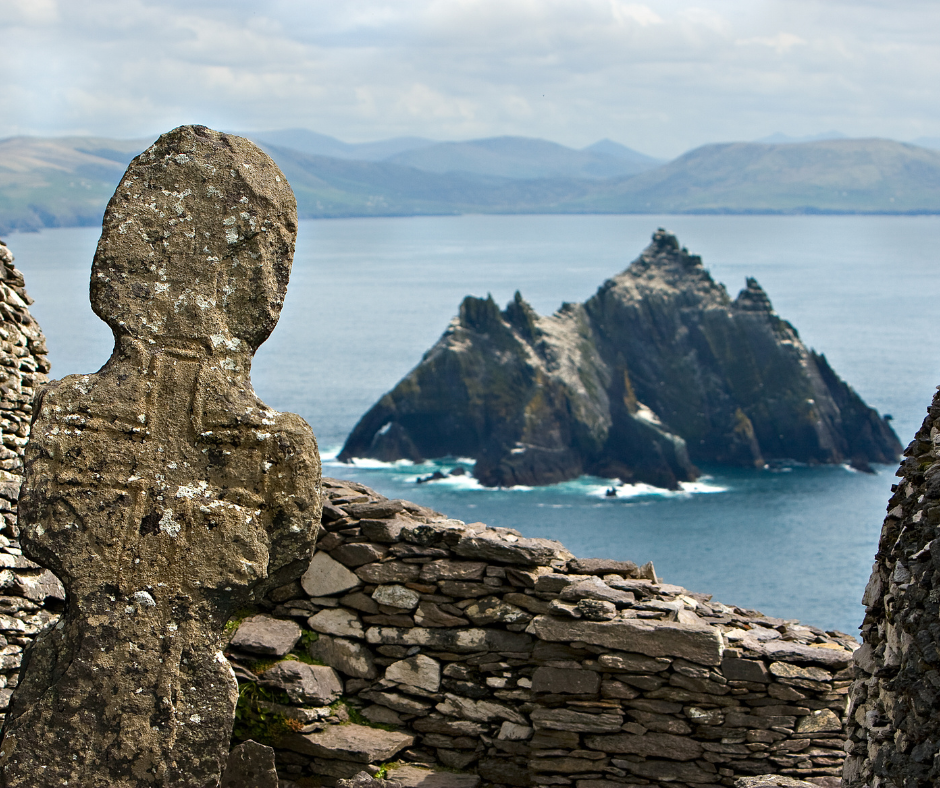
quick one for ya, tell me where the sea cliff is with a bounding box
[340,229,901,487]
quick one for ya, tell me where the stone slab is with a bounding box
[527,615,722,665]
[281,724,414,763]
[365,626,532,654]
[302,552,362,597]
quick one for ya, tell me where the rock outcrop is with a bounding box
[222,476,857,787]
[843,387,940,786]
[340,229,901,488]
[0,127,322,788]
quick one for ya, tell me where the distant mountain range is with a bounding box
[2,129,940,234]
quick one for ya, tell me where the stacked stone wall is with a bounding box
[226,478,857,788]
[0,240,60,722]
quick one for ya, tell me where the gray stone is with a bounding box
[0,126,321,788]
[530,707,623,733]
[390,764,481,787]
[230,615,301,657]
[359,516,413,543]
[357,562,422,584]
[365,626,532,654]
[527,615,722,665]
[386,654,441,692]
[559,576,636,606]
[359,690,434,715]
[344,500,405,520]
[259,660,342,705]
[769,662,832,682]
[722,655,770,683]
[331,543,387,567]
[619,758,719,783]
[463,595,530,625]
[577,598,618,620]
[373,584,421,610]
[308,635,378,679]
[567,558,639,577]
[531,666,601,695]
[758,640,853,667]
[735,778,819,788]
[281,723,414,762]
[220,740,278,788]
[584,731,702,760]
[597,652,672,673]
[453,530,570,565]
[436,693,527,724]
[413,601,468,628]
[308,608,365,639]
[336,773,403,788]
[795,708,842,733]
[418,559,487,581]
[302,551,362,597]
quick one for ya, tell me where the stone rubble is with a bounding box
[842,386,940,786]
[0,240,57,725]
[223,476,857,787]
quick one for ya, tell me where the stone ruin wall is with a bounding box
[0,235,857,787]
[225,476,855,788]
[0,239,61,723]
[843,387,940,786]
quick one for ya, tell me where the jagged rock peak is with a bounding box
[340,229,901,488]
[734,277,775,312]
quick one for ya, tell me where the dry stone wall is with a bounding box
[225,477,858,788]
[843,387,940,786]
[0,239,60,724]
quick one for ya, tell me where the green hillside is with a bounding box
[2,133,940,234]
[567,138,940,213]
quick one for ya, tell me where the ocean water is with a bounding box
[8,214,940,636]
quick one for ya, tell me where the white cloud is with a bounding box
[1,0,940,157]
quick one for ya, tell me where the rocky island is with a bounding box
[340,229,901,488]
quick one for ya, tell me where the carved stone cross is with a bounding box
[0,126,321,787]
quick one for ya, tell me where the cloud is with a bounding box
[2,0,940,157]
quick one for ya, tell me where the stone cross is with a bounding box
[0,126,321,787]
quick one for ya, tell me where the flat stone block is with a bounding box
[527,615,722,665]
[281,723,414,763]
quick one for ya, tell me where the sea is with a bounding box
[7,214,940,637]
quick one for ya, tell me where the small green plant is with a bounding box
[232,682,298,746]
[299,630,319,649]
[334,698,397,731]
[373,762,401,779]
[223,607,256,636]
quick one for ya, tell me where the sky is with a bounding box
[2,0,939,158]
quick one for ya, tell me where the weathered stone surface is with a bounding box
[281,724,414,763]
[413,601,467,627]
[567,558,639,577]
[307,635,378,679]
[365,626,532,653]
[722,655,770,683]
[302,551,361,597]
[419,559,486,581]
[795,708,841,733]
[560,576,635,606]
[259,661,342,705]
[436,693,527,724]
[527,615,722,665]
[620,758,719,783]
[336,772,403,788]
[532,666,601,695]
[453,531,570,565]
[308,608,365,639]
[373,584,420,610]
[390,764,481,787]
[357,561,422,584]
[230,615,301,656]
[386,654,441,692]
[331,542,387,567]
[735,778,819,788]
[530,707,623,733]
[759,640,852,667]
[0,126,321,788]
[584,731,702,760]
[463,595,530,625]
[220,740,279,788]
